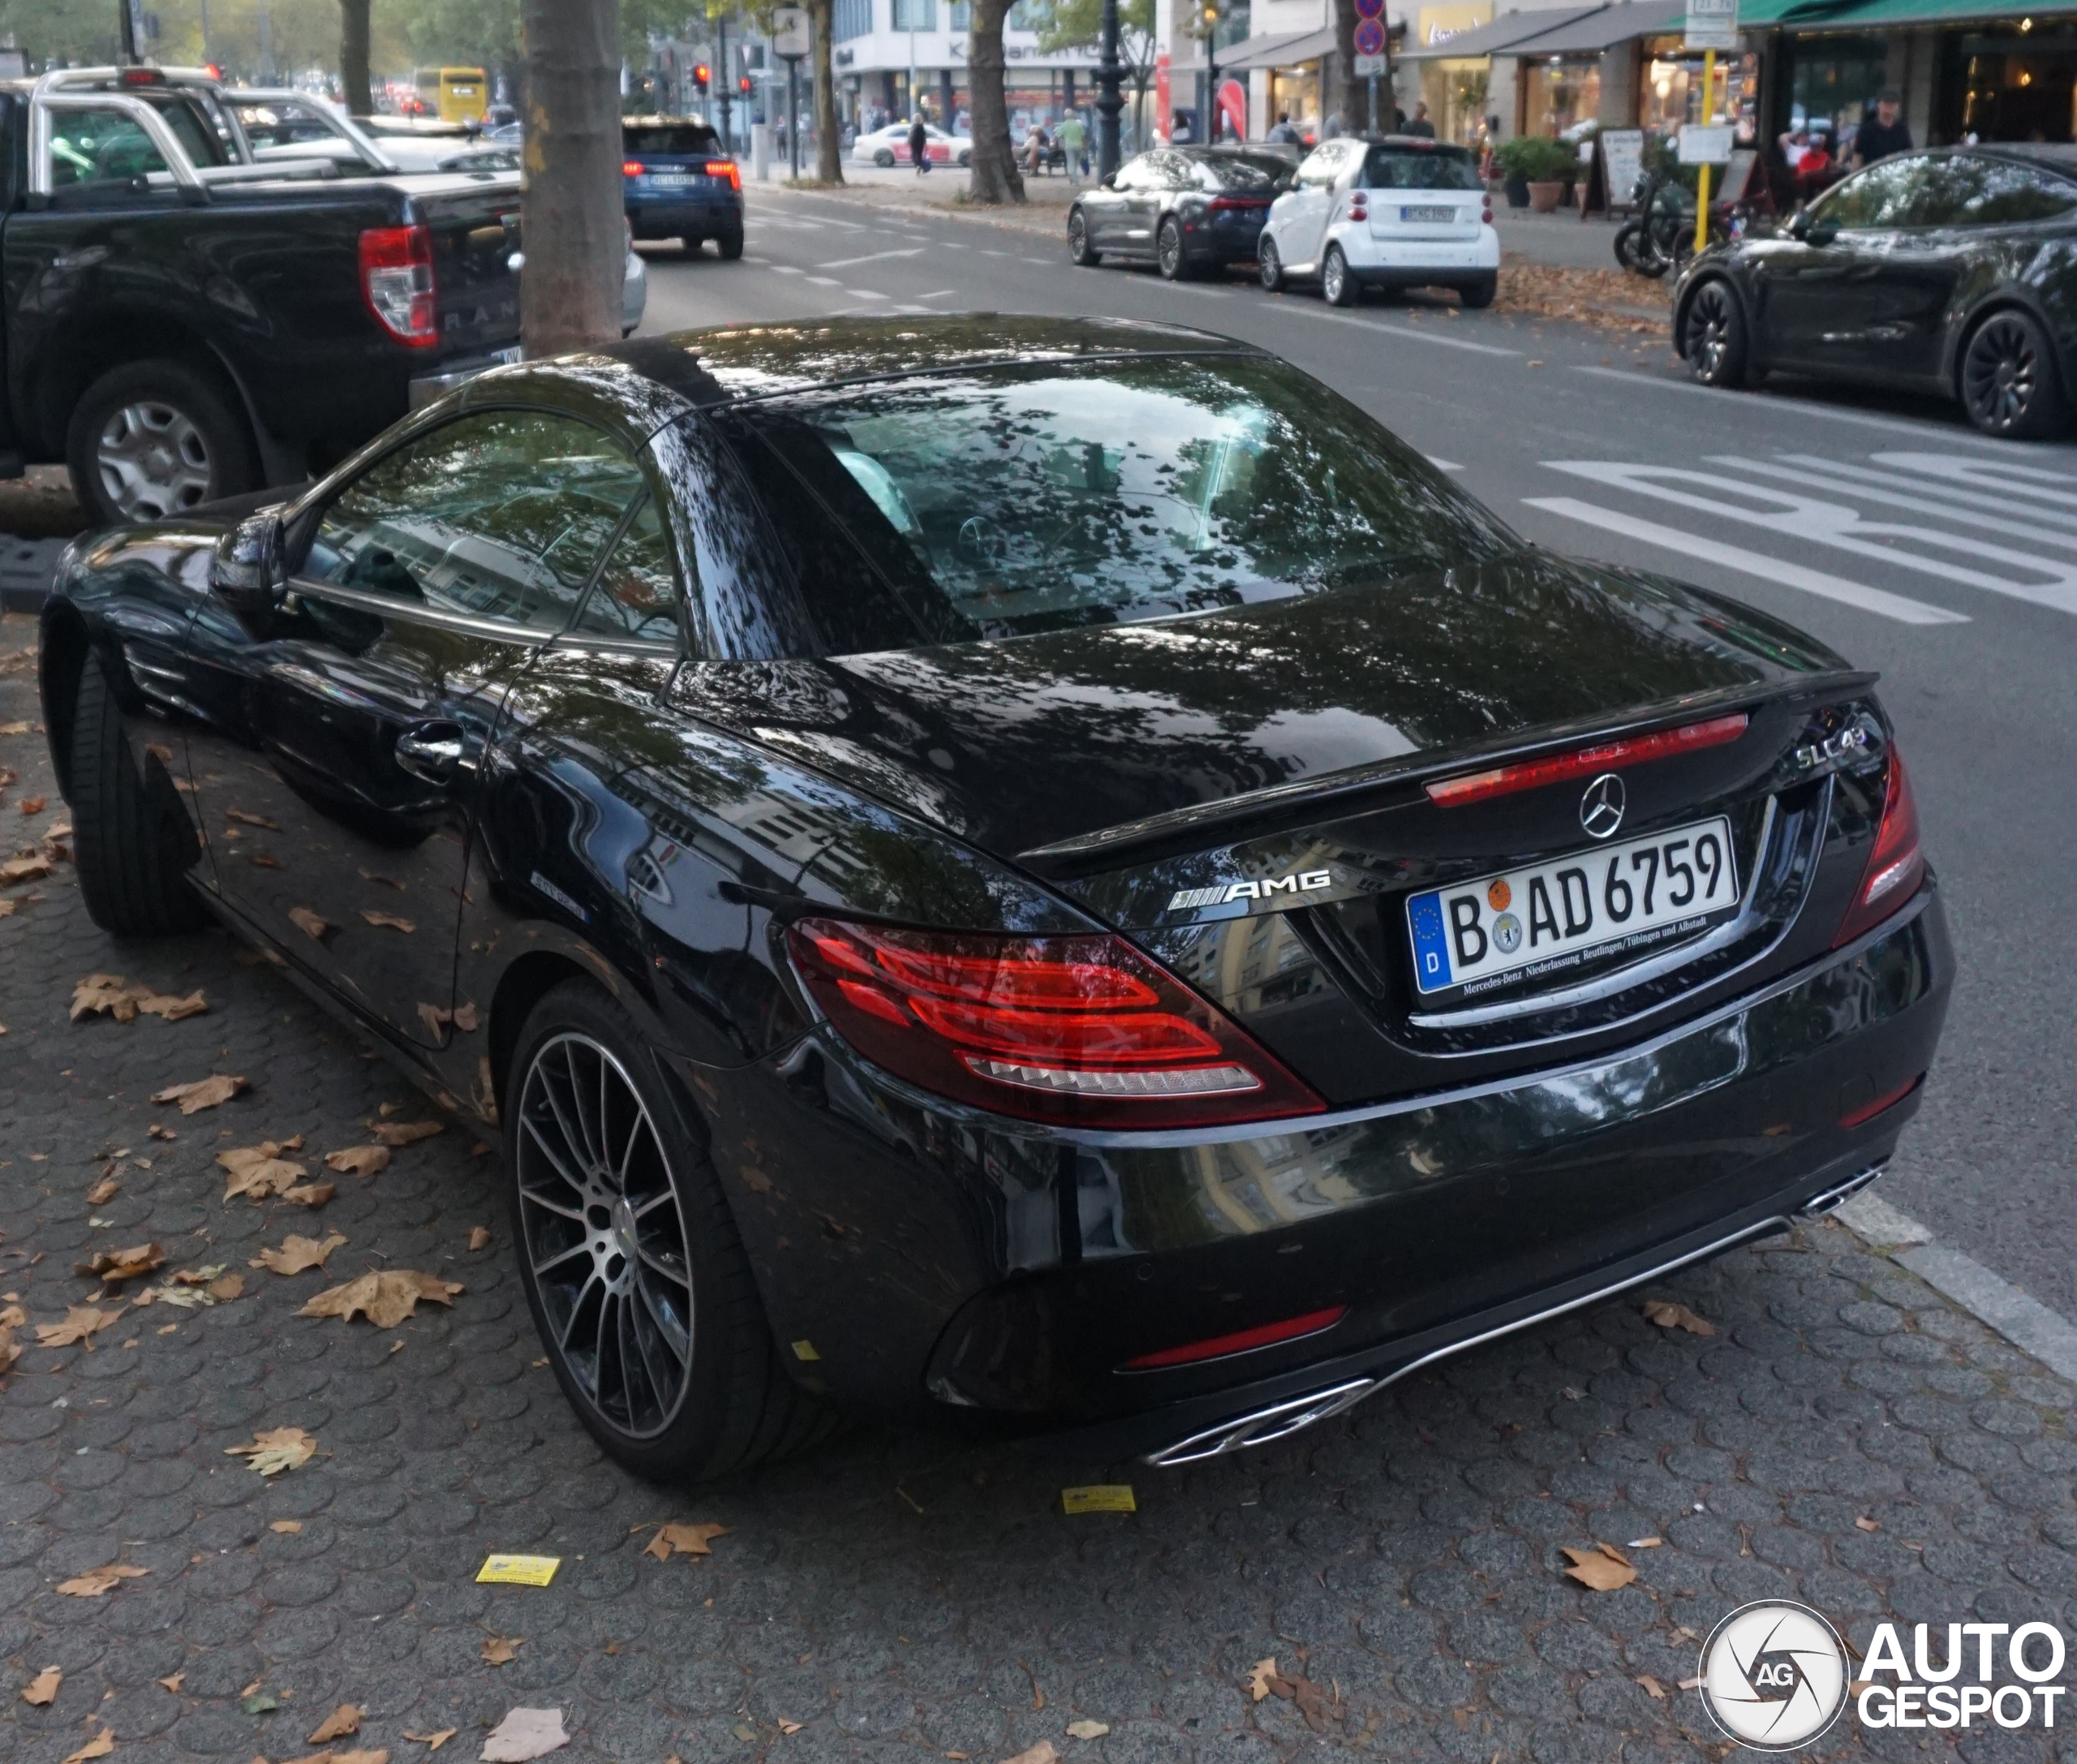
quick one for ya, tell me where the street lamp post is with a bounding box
[1095,0,1123,177]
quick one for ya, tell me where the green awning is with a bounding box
[1773,0,2077,26]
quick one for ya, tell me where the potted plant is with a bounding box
[1494,135,1575,213]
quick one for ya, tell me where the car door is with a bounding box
[1085,155,1146,250]
[179,408,648,1050]
[1277,143,1344,270]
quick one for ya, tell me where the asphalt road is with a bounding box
[643,191,2077,1325]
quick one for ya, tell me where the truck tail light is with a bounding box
[358,224,437,348]
[707,159,742,190]
[786,918,1327,1129]
[1833,748,1924,946]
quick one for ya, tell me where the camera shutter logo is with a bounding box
[1579,772,1626,839]
[1699,1600,1850,1751]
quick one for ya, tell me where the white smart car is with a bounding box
[850,121,971,168]
[1258,135,1499,308]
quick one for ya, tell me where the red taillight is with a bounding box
[1123,1306,1348,1370]
[1207,196,1267,212]
[1833,749,1924,947]
[357,224,437,349]
[1425,712,1749,809]
[623,160,646,175]
[707,159,741,190]
[120,67,164,84]
[1839,1073,1924,1129]
[1348,195,1369,221]
[786,919,1327,1129]
[1481,198,1493,224]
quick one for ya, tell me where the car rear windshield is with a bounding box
[1192,153,1290,191]
[626,124,720,156]
[1363,144,1481,190]
[722,355,1518,652]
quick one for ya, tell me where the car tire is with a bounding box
[1960,308,2067,440]
[1684,278,1748,389]
[875,148,895,167]
[1157,217,1192,281]
[67,358,257,529]
[1322,243,1357,307]
[506,979,837,1482]
[69,651,209,939]
[959,150,972,167]
[1458,273,1498,310]
[1258,233,1286,292]
[1068,209,1100,266]
[716,223,745,260]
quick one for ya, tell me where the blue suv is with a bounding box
[623,118,743,258]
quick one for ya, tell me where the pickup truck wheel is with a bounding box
[70,652,209,938]
[68,360,256,527]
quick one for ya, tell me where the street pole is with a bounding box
[118,0,138,64]
[1367,72,1378,133]
[787,54,802,176]
[1692,45,1714,256]
[719,14,733,151]
[1095,0,1122,178]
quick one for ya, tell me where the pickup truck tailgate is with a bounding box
[409,181,522,352]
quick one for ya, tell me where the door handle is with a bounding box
[394,722,471,782]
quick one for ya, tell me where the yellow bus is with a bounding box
[414,67,489,123]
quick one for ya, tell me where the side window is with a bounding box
[302,411,645,632]
[49,105,168,190]
[570,497,682,643]
[1297,144,1342,189]
[1815,155,1931,230]
[1916,155,2077,226]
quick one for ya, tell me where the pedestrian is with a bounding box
[1322,110,1342,139]
[909,113,931,174]
[1056,109,1087,181]
[1404,101,1435,139]
[1852,89,1912,166]
[1266,110,1299,144]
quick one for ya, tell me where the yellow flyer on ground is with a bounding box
[475,1554,561,1586]
[1061,1485,1137,1515]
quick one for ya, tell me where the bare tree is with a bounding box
[521,0,624,357]
[967,0,1024,204]
[807,0,843,181]
[339,0,372,116]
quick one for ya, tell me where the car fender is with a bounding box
[1672,267,1748,360]
[1940,273,2077,401]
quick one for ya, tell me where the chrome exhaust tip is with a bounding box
[1801,1161,1887,1218]
[1143,1377,1377,1469]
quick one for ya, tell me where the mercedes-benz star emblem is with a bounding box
[1580,773,1626,839]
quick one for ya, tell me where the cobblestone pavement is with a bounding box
[3,610,2075,1764]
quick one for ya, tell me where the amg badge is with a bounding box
[1168,870,1333,913]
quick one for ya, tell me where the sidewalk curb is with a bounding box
[1834,1188,2077,1382]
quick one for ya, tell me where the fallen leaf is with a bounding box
[170,1264,227,1286]
[209,1272,244,1303]
[404,1733,458,1751]
[244,1689,280,1713]
[84,1176,120,1206]
[1627,1536,1664,1548]
[0,854,52,884]
[1065,1721,1109,1740]
[307,1703,365,1742]
[256,1233,347,1276]
[1000,1745,1060,1764]
[360,910,415,933]
[644,1521,729,1560]
[35,1306,127,1348]
[777,1718,803,1736]
[468,1226,491,1251]
[1856,1517,1880,1532]
[19,795,45,815]
[0,720,26,734]
[368,1120,441,1147]
[245,851,282,868]
[56,1564,148,1596]
[284,1183,337,1209]
[74,1241,164,1283]
[361,869,405,889]
[1636,1675,1666,1700]
[0,1323,17,1377]
[1560,1544,1637,1591]
[289,906,332,940]
[1641,1299,1715,1336]
[225,1425,318,1477]
[482,1707,569,1762]
[62,1729,114,1764]
[219,1140,308,1200]
[148,1123,174,1140]
[324,1145,389,1178]
[157,1671,184,1692]
[226,808,282,830]
[152,1073,248,1114]
[452,1002,479,1031]
[21,1665,60,1705]
[271,1519,303,1534]
[1246,1659,1278,1702]
[483,1636,521,1665]
[300,1270,462,1328]
[71,973,135,1022]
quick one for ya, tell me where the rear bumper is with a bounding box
[1336,222,1501,281]
[626,196,742,239]
[693,885,1951,1448]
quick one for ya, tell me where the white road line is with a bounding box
[1867,450,2077,512]
[1020,256,1052,265]
[1761,453,2077,533]
[769,265,804,275]
[843,288,889,300]
[1427,457,1466,472]
[1522,497,1970,626]
[818,247,928,269]
[1712,454,2077,556]
[911,289,960,300]
[804,275,841,286]
[1282,304,1518,355]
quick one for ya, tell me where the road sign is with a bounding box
[1353,53,1388,74]
[1684,0,1736,50]
[772,6,811,58]
[1353,19,1387,55]
[1677,122,1734,163]
[1353,0,1384,15]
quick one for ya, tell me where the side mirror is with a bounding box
[1101,172,1117,189]
[210,510,286,616]
[1807,219,1839,247]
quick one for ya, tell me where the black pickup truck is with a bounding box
[1,67,522,526]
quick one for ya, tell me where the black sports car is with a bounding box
[1069,147,1290,279]
[40,317,1950,1481]
[1674,144,2077,438]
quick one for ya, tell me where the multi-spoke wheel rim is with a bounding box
[1690,286,1734,379]
[1260,239,1279,289]
[1069,213,1087,260]
[96,400,212,519]
[1965,317,2038,433]
[1159,223,1181,276]
[1324,251,1345,303]
[517,1033,692,1439]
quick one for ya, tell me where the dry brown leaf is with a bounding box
[152,1073,248,1114]
[403,1730,458,1750]
[157,1671,184,1692]
[1245,1659,1278,1702]
[256,1233,347,1276]
[452,1002,479,1032]
[1636,1675,1666,1700]
[1641,1300,1715,1336]
[62,1728,114,1764]
[483,1635,520,1665]
[226,1425,317,1476]
[368,1120,441,1147]
[271,1519,303,1534]
[19,795,45,815]
[777,1718,803,1735]
[361,910,415,933]
[324,1145,389,1178]
[283,1182,337,1209]
[1856,1516,1880,1532]
[221,1142,307,1202]
[299,1270,462,1328]
[0,1323,19,1378]
[21,1665,60,1705]
[84,1175,120,1206]
[644,1521,729,1560]
[289,906,332,940]
[307,1703,365,1742]
[74,1241,164,1283]
[361,868,406,889]
[0,854,52,884]
[71,973,135,1022]
[148,1123,174,1140]
[245,852,282,869]
[1000,1745,1060,1764]
[469,1226,491,1251]
[226,808,282,830]
[286,1753,390,1764]
[56,1564,148,1596]
[0,720,27,735]
[1559,1544,1637,1592]
[1065,1720,1109,1740]
[34,1306,127,1348]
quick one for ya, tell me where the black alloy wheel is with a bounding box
[1684,280,1748,389]
[1157,216,1190,281]
[1068,208,1100,266]
[1258,233,1285,292]
[1322,243,1357,308]
[1961,309,2067,440]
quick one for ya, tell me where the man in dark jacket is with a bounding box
[909,114,931,174]
[1852,91,1912,167]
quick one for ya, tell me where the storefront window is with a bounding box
[1518,56,1600,136]
[1265,65,1322,135]
[1785,33,1887,134]
[1954,23,2077,143]
[1641,38,1755,131]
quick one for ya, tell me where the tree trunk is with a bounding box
[808,0,844,182]
[520,0,623,358]
[967,0,1025,204]
[339,0,372,117]
[1333,0,1365,135]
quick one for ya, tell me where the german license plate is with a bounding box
[647,173,699,187]
[1407,815,1739,998]
[1400,204,1457,223]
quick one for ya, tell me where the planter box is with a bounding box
[1528,179,1565,213]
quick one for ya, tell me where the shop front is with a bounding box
[1417,2,1500,137]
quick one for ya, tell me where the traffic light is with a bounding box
[693,62,710,94]
[739,75,752,93]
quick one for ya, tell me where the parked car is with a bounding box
[0,66,521,526]
[1674,144,2077,439]
[623,117,743,257]
[851,120,970,168]
[40,315,1949,1480]
[1258,135,1499,308]
[1069,146,1291,279]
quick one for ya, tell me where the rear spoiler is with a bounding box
[1015,669,1879,879]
